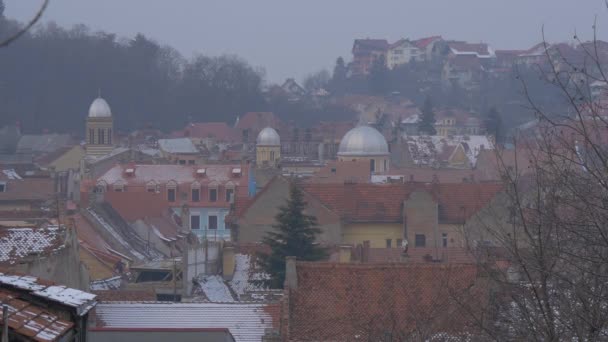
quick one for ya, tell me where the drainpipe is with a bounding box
[2,304,8,342]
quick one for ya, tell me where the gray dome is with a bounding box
[338,125,389,157]
[256,127,280,146]
[88,97,112,118]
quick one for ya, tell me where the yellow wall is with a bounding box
[49,145,86,172]
[338,155,389,172]
[256,145,280,167]
[342,223,403,248]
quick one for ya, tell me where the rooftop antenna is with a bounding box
[98,88,102,98]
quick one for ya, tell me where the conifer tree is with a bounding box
[256,181,327,288]
[484,106,502,144]
[418,97,437,135]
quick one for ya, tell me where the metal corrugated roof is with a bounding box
[94,303,274,342]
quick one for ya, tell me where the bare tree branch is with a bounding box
[0,0,49,48]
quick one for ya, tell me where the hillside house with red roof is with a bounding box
[350,39,389,76]
[387,39,422,69]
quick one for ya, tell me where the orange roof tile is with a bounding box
[288,262,485,341]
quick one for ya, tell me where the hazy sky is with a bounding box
[6,0,608,83]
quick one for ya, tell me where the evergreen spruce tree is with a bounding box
[484,106,502,144]
[418,97,437,135]
[369,54,389,95]
[330,56,348,95]
[256,181,328,288]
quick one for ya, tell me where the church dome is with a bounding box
[338,125,389,157]
[88,97,112,118]
[256,127,280,146]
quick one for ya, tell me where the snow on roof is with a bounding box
[229,254,268,300]
[94,302,276,342]
[157,138,199,154]
[404,135,493,166]
[90,276,123,291]
[0,273,97,316]
[1,169,22,180]
[401,114,420,124]
[0,226,65,264]
[198,275,235,302]
[98,164,243,186]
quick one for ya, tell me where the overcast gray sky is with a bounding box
[5,0,608,83]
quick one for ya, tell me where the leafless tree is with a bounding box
[462,11,608,341]
[0,0,49,48]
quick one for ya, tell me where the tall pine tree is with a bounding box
[256,181,327,288]
[330,56,348,95]
[418,97,437,135]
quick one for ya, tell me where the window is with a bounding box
[0,182,5,192]
[208,215,218,230]
[191,188,200,202]
[98,128,105,145]
[167,188,176,202]
[209,188,217,202]
[370,159,375,172]
[113,182,125,192]
[442,233,448,248]
[397,239,403,248]
[226,188,234,203]
[107,128,112,144]
[146,182,157,193]
[89,129,95,144]
[384,159,387,171]
[178,160,186,165]
[190,215,200,230]
[415,234,426,247]
[188,160,195,165]
[270,151,275,161]
[386,239,392,248]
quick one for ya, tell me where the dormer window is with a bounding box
[125,168,135,176]
[95,180,107,193]
[167,181,177,202]
[208,181,218,202]
[196,168,206,177]
[146,181,158,193]
[232,168,242,177]
[191,181,201,202]
[113,181,125,192]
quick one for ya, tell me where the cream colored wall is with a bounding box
[256,145,280,167]
[438,224,466,247]
[49,146,86,172]
[337,155,389,172]
[342,223,403,248]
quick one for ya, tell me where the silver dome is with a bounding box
[338,125,389,156]
[256,127,280,146]
[88,97,112,118]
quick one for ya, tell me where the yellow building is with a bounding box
[256,127,281,168]
[85,97,114,157]
[337,125,389,173]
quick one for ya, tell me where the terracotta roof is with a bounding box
[302,182,503,224]
[306,160,371,184]
[0,226,65,265]
[0,287,74,341]
[367,247,475,263]
[413,35,442,49]
[184,122,240,142]
[288,262,485,341]
[352,39,389,52]
[0,177,55,202]
[92,289,156,302]
[98,164,245,186]
[235,112,282,133]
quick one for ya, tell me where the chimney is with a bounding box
[362,241,371,262]
[285,256,297,290]
[338,245,352,263]
[222,245,236,280]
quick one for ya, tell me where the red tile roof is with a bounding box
[184,122,240,143]
[235,112,283,133]
[352,39,389,53]
[287,262,485,341]
[414,35,442,49]
[0,178,55,202]
[302,182,503,224]
[0,287,74,341]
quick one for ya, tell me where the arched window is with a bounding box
[167,180,177,202]
[89,129,95,145]
[146,180,158,193]
[98,128,105,145]
[191,181,201,202]
[370,159,376,172]
[95,180,107,193]
[113,180,125,192]
[208,181,218,202]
